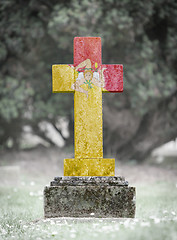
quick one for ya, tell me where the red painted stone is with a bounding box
[102,64,123,92]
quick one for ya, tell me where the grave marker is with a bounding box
[44,37,136,218]
[52,37,123,176]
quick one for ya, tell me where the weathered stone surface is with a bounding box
[51,176,128,186]
[44,176,136,218]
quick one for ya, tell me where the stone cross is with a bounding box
[52,37,123,176]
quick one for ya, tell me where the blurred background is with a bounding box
[0,0,177,164]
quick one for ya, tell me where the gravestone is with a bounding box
[44,37,136,218]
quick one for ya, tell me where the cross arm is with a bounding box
[102,64,123,92]
[52,64,75,93]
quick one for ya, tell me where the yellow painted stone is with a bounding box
[64,158,115,176]
[52,65,75,92]
[74,78,103,158]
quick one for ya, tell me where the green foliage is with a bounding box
[0,77,34,121]
[0,0,176,148]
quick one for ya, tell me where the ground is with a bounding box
[0,147,177,240]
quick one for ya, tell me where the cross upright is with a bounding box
[52,37,123,176]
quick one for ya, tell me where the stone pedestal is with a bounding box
[44,176,136,218]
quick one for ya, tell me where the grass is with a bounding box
[0,179,177,240]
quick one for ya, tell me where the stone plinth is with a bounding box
[44,177,136,218]
[64,158,115,176]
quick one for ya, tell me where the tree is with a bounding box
[0,0,176,161]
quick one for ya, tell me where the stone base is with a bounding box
[44,177,136,218]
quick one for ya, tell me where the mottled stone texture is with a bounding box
[44,177,136,218]
[64,159,115,176]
